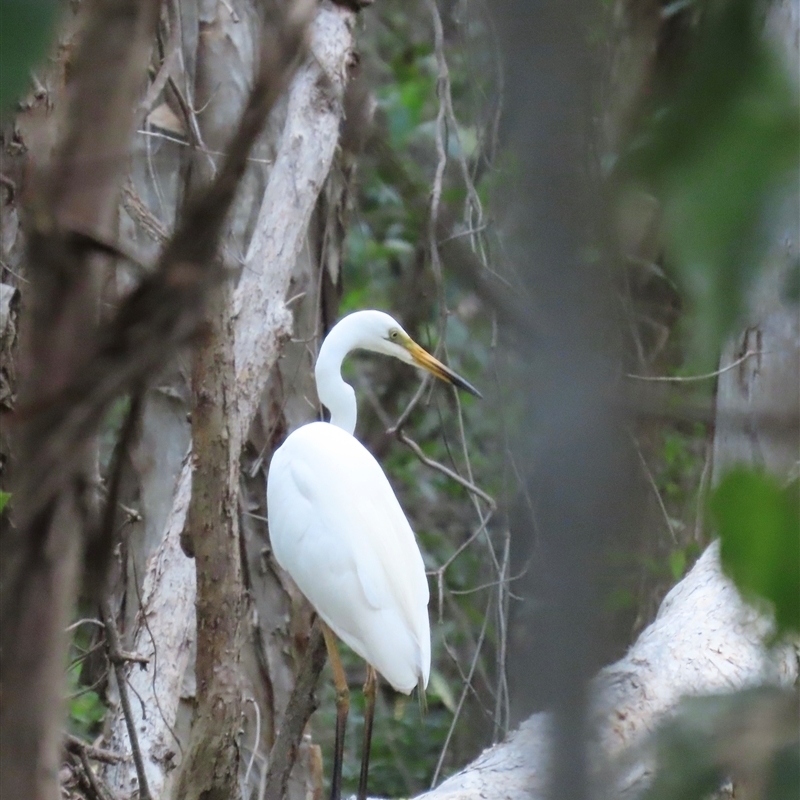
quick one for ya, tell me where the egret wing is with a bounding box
[267,422,430,692]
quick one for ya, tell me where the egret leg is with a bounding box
[322,623,349,800]
[357,665,377,800]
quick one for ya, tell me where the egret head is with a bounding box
[354,310,482,398]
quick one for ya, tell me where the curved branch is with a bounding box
[414,543,798,800]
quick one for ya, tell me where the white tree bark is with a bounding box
[103,8,355,798]
[414,540,798,800]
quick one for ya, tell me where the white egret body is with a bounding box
[266,310,479,800]
[268,420,430,692]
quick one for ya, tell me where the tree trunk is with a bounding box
[0,4,160,799]
[101,7,356,798]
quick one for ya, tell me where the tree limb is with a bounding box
[412,543,798,800]
[263,620,328,800]
[102,7,356,796]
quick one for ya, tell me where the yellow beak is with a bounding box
[405,340,482,398]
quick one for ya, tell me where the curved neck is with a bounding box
[315,320,362,435]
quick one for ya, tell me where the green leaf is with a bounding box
[710,468,800,634]
[0,0,59,111]
[626,0,800,361]
[642,689,799,800]
[669,549,687,582]
[0,491,10,514]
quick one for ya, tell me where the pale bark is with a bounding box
[103,7,355,798]
[414,540,798,800]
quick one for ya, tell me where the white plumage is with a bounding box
[267,310,479,695]
[268,421,430,692]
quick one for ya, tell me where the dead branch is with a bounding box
[100,596,152,800]
[396,430,496,509]
[263,620,328,800]
[64,735,125,766]
[408,543,798,800]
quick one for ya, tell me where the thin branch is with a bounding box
[100,598,153,800]
[65,734,125,765]
[387,371,435,435]
[86,389,144,601]
[243,696,262,792]
[426,0,448,301]
[262,620,328,800]
[625,350,763,382]
[396,430,496,508]
[135,128,274,165]
[431,592,493,787]
[76,746,118,800]
[629,430,677,545]
[65,618,105,633]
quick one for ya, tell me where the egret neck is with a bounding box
[314,315,363,435]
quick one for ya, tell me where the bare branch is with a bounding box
[263,621,328,800]
[64,735,125,765]
[396,430,496,508]
[625,350,764,382]
[100,597,152,800]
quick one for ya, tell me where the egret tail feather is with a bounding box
[417,675,428,716]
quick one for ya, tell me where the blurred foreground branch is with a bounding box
[102,6,357,796]
[0,3,161,798]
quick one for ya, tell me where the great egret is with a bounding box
[267,310,479,800]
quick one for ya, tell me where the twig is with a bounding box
[387,371,434,435]
[65,734,125,765]
[70,743,119,800]
[693,438,713,543]
[100,598,153,800]
[625,350,763,382]
[431,592,493,787]
[135,128,274,165]
[243,696,262,792]
[396,430,496,508]
[262,620,328,800]
[629,430,677,545]
[121,182,169,244]
[165,73,216,176]
[65,617,105,633]
[85,389,143,602]
[426,0,448,301]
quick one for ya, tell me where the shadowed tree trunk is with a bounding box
[0,3,160,799]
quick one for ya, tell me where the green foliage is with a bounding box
[642,689,799,800]
[67,671,106,738]
[627,0,800,361]
[710,468,800,634]
[65,621,107,738]
[0,0,58,111]
[0,490,10,514]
